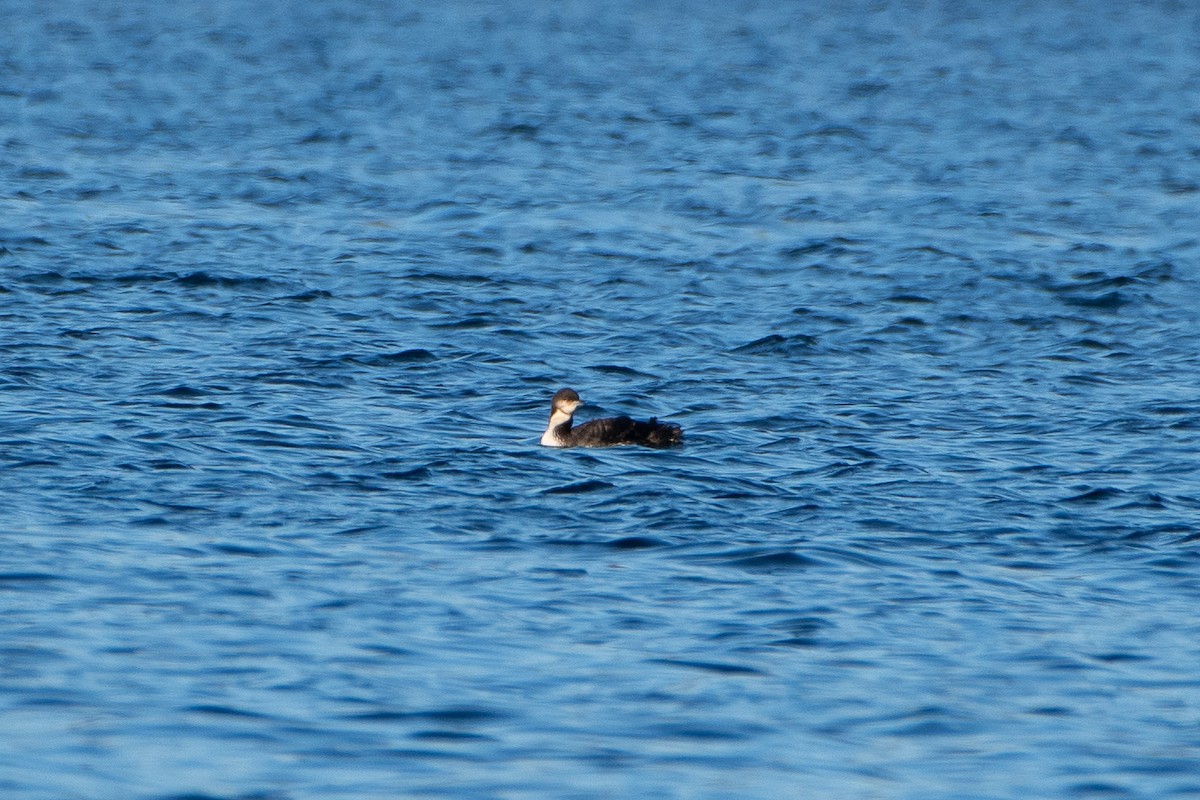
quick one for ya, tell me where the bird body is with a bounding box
[540,388,682,448]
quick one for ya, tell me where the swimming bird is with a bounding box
[540,388,682,448]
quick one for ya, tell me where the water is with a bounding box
[3,1,1200,797]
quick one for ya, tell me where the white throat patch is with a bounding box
[540,408,574,447]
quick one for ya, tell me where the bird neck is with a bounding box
[541,408,574,446]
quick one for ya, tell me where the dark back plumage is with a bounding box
[568,416,682,448]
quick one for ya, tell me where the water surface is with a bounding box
[2,1,1200,798]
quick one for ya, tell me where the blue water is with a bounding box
[3,1,1200,798]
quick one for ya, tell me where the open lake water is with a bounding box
[3,1,1200,798]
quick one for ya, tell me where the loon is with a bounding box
[540,388,683,448]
